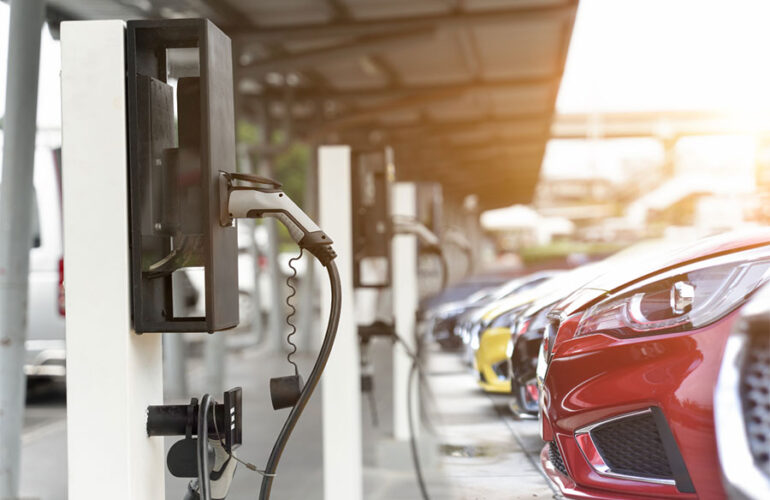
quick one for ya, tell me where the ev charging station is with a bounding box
[60,16,455,500]
[62,18,344,500]
[61,20,167,498]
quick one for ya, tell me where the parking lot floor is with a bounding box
[18,335,557,499]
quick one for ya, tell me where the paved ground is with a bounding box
[18,337,558,499]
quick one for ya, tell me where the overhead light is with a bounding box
[286,73,301,87]
[239,53,254,66]
[265,72,285,86]
[238,79,263,95]
[464,194,479,212]
[358,56,381,77]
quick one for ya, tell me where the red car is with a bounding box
[538,230,770,499]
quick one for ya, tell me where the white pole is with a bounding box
[0,0,43,496]
[61,21,165,499]
[204,333,226,395]
[392,183,418,441]
[164,279,191,399]
[163,333,188,399]
[318,145,362,500]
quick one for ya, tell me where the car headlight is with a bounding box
[459,322,471,344]
[505,338,514,358]
[469,323,483,350]
[575,246,770,339]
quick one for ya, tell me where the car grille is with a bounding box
[591,412,674,480]
[549,441,569,477]
[741,330,770,474]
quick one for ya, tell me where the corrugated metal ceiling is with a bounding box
[43,0,578,208]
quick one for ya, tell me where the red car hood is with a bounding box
[553,228,770,317]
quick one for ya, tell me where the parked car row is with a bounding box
[421,229,770,499]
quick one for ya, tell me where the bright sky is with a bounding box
[557,0,770,113]
[545,0,770,180]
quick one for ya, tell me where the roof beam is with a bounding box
[226,2,577,43]
[307,112,550,144]
[456,24,482,78]
[318,84,553,131]
[236,27,435,79]
[365,54,400,87]
[250,74,555,103]
[326,0,351,20]
[394,145,544,174]
[196,0,253,28]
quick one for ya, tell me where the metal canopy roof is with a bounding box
[45,0,578,209]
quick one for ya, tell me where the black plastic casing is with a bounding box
[126,19,239,333]
[351,151,392,288]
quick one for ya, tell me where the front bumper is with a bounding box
[540,442,694,500]
[473,327,511,394]
[539,312,739,498]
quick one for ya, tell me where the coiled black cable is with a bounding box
[285,249,303,376]
[259,259,341,500]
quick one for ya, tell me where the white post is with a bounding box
[204,333,226,395]
[163,334,188,400]
[61,21,165,499]
[318,146,362,500]
[0,1,43,496]
[392,183,418,441]
[164,280,191,399]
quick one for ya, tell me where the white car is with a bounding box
[0,143,67,381]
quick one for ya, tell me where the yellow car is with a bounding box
[473,326,513,393]
[471,284,556,393]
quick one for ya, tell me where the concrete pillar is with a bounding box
[392,183,419,441]
[61,20,165,499]
[0,0,43,496]
[163,276,192,400]
[318,145,362,500]
[204,332,226,396]
[163,333,187,400]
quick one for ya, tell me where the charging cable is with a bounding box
[220,172,341,500]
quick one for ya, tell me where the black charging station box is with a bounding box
[351,150,393,288]
[126,19,239,333]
